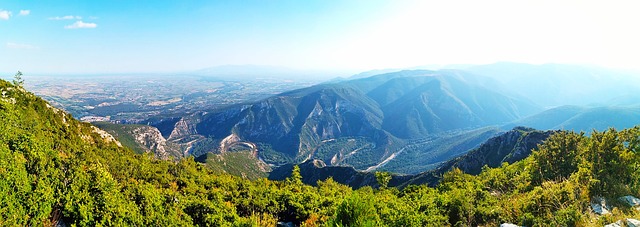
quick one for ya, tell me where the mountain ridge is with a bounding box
[155,69,540,172]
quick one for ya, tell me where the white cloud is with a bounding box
[19,10,30,16]
[49,15,81,20]
[6,42,39,50]
[0,10,10,20]
[64,21,97,29]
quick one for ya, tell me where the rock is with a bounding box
[277,222,294,227]
[500,224,521,227]
[312,159,326,168]
[605,220,623,227]
[619,195,640,207]
[90,126,123,147]
[627,218,640,227]
[591,196,611,215]
[133,125,171,159]
[168,117,198,140]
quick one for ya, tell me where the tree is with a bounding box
[375,171,391,190]
[529,131,583,183]
[13,71,24,87]
[288,165,303,185]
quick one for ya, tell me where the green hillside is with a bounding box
[90,122,151,154]
[2,77,640,226]
[195,151,271,180]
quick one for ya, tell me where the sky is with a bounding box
[1,0,640,74]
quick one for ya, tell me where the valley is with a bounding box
[19,63,640,179]
[19,73,320,123]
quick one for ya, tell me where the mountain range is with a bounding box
[146,69,540,174]
[464,62,640,107]
[82,63,640,178]
[505,105,640,133]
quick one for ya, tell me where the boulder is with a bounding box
[604,220,623,227]
[500,224,521,227]
[591,196,611,215]
[627,218,640,227]
[277,222,295,227]
[619,195,640,207]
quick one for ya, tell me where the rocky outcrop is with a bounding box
[90,126,122,147]
[605,219,640,227]
[93,122,184,159]
[619,195,640,207]
[169,117,198,140]
[591,196,611,215]
[591,195,640,216]
[605,220,623,227]
[500,224,521,227]
[627,219,640,227]
[133,126,172,159]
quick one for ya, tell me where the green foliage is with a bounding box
[529,131,583,183]
[328,192,379,227]
[200,151,270,180]
[375,171,391,189]
[288,165,303,185]
[12,71,23,87]
[3,78,640,226]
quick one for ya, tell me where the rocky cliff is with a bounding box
[92,122,183,159]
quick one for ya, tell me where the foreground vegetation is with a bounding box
[2,77,640,226]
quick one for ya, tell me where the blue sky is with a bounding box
[1,0,639,74]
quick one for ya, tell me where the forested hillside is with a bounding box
[2,78,640,226]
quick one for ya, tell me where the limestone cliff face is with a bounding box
[169,117,199,140]
[90,126,122,147]
[133,125,172,159]
[93,122,184,159]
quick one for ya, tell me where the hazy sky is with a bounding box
[1,0,639,74]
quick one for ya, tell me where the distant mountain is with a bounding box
[465,62,640,107]
[348,68,403,80]
[604,94,640,107]
[156,69,540,173]
[506,105,640,132]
